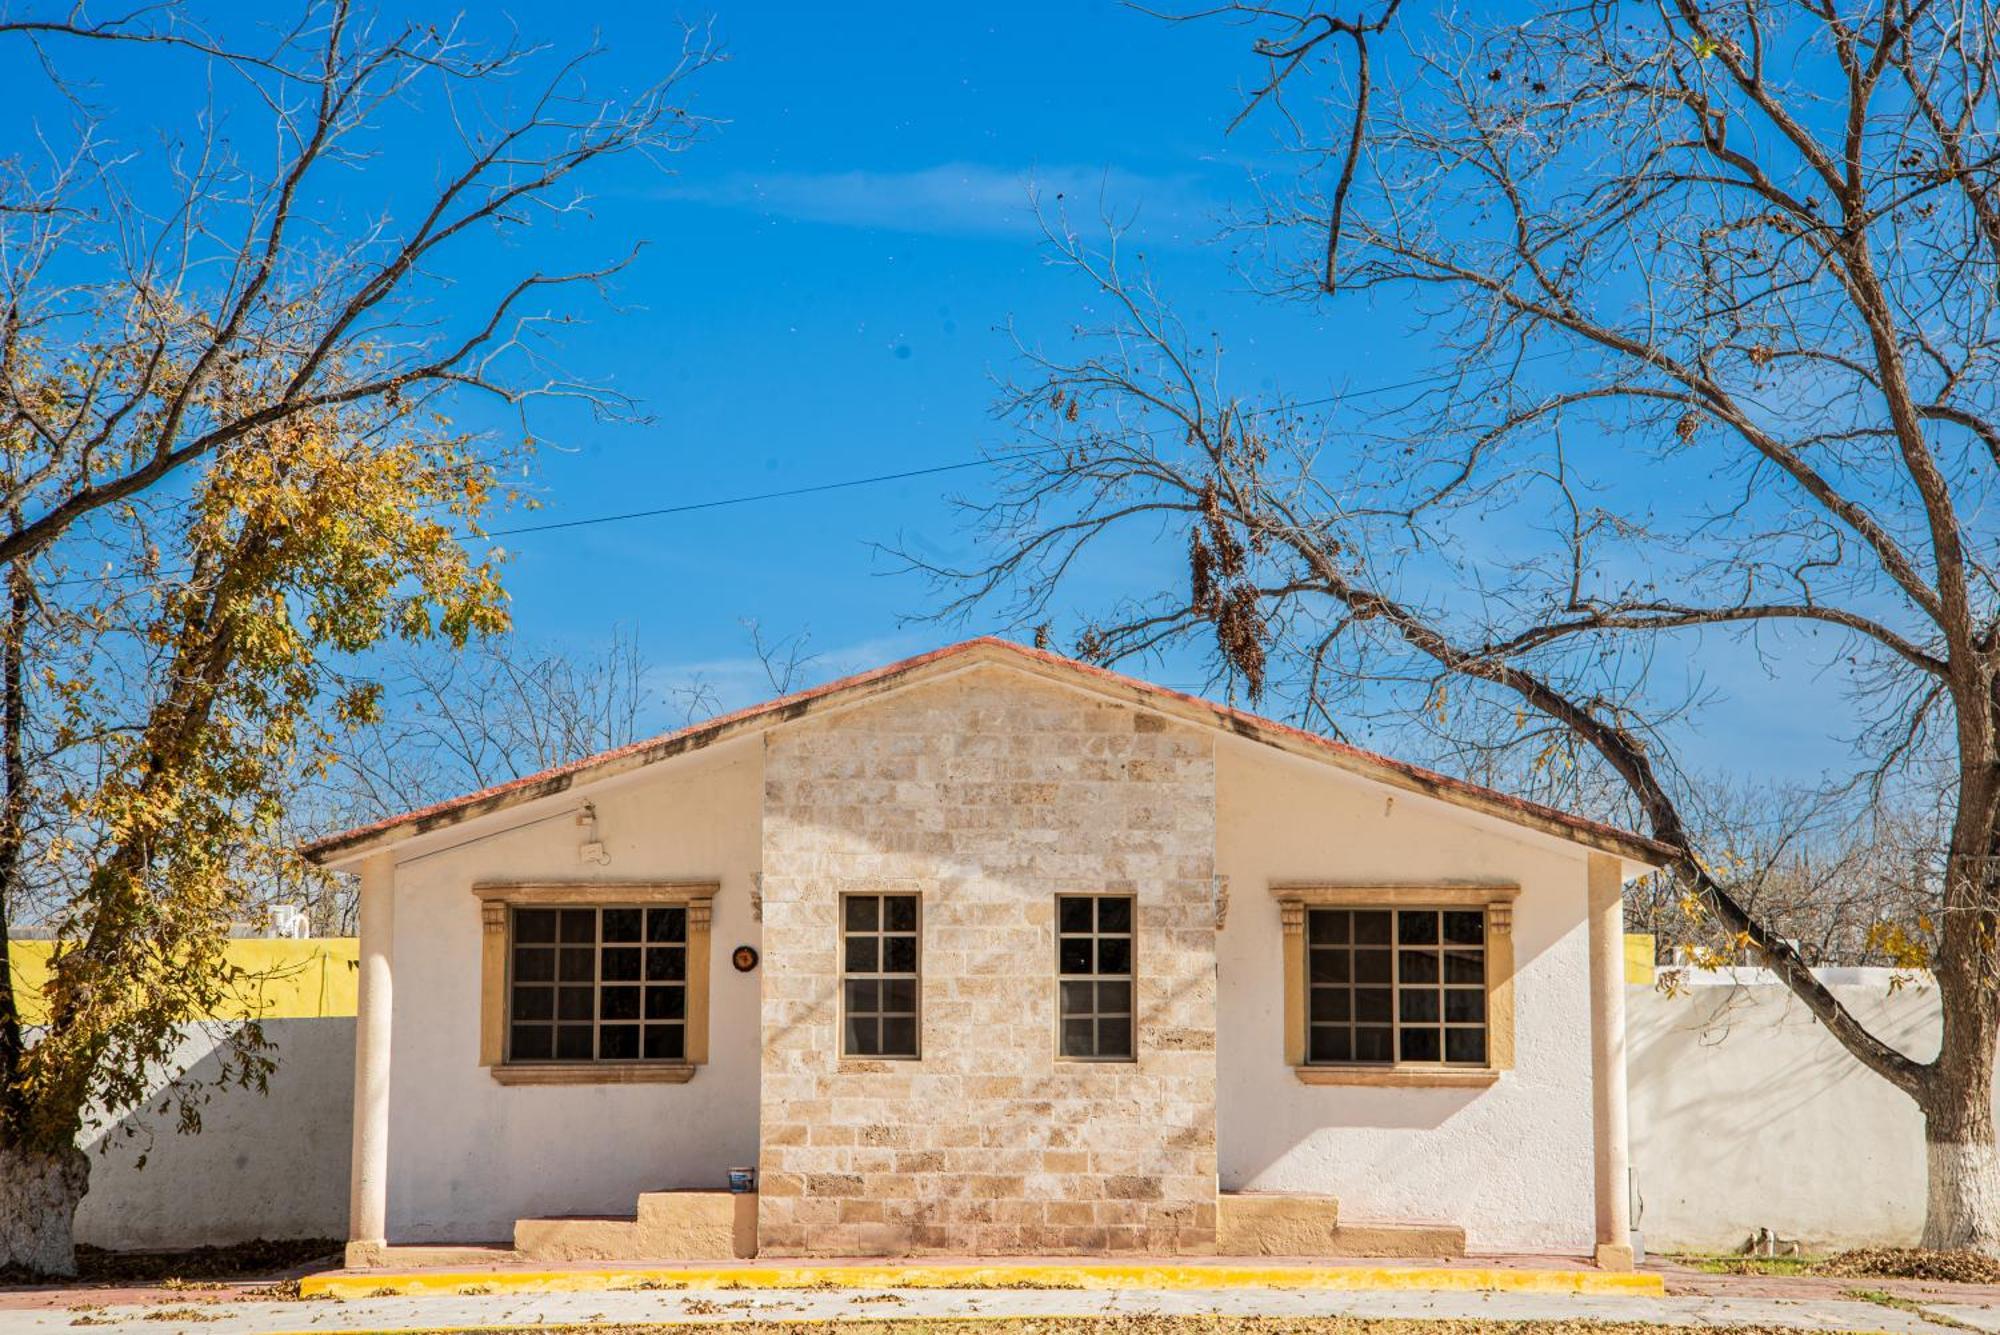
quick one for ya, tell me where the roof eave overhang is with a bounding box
[305,639,1674,872]
[303,644,1003,868]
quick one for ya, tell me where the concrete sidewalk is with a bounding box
[4,1282,1999,1335]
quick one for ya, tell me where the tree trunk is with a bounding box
[0,545,30,1130]
[0,1145,86,1277]
[1926,1136,2000,1252]
[1923,1068,2000,1251]
[1921,833,2000,1253]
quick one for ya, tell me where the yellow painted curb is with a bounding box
[299,1261,1665,1301]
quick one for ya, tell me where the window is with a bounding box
[508,906,689,1063]
[1306,908,1486,1066]
[1057,894,1134,1060]
[842,893,919,1058]
[474,883,714,1084]
[1278,886,1514,1087]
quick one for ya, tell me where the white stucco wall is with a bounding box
[1213,735,1600,1254]
[1629,976,1939,1253]
[77,1017,353,1250]
[381,738,765,1243]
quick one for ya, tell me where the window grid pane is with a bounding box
[842,894,920,1058]
[1306,907,1486,1067]
[1056,895,1135,1060]
[508,905,688,1063]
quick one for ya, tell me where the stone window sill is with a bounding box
[1054,1056,1139,1066]
[490,1062,696,1086]
[1293,1064,1499,1089]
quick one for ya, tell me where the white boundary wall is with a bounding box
[1629,972,1939,1253]
[76,1017,354,1251]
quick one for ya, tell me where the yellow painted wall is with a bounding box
[1,932,1652,1021]
[6,938,358,1024]
[0,928,1654,1021]
[1624,932,1655,986]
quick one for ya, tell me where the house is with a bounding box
[306,637,1667,1268]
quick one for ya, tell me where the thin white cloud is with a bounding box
[644,630,933,725]
[665,161,1216,240]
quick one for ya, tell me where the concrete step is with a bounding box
[1217,1191,1464,1258]
[515,1190,757,1262]
[345,1240,521,1269]
[513,1214,643,1262]
[636,1189,758,1259]
[1323,1220,1467,1258]
[1217,1191,1341,1254]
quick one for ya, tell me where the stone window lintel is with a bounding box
[1269,881,1520,908]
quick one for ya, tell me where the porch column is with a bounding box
[1586,852,1634,1270]
[347,850,395,1267]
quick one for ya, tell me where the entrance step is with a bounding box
[515,1189,757,1262]
[1217,1191,1464,1258]
[1322,1220,1468,1257]
[635,1189,758,1259]
[344,1241,517,1269]
[512,1215,639,1261]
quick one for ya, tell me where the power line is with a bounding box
[481,456,1010,540]
[34,350,1558,589]
[480,360,1479,541]
[474,346,1569,543]
[38,453,1035,588]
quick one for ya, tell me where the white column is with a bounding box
[346,850,395,1267]
[1587,851,1634,1270]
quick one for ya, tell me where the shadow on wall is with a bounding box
[1628,980,1940,1254]
[75,1017,353,1251]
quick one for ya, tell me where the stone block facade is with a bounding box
[758,665,1219,1255]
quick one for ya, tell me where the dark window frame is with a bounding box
[1055,893,1136,1062]
[1305,906,1488,1068]
[505,904,689,1065]
[840,892,922,1059]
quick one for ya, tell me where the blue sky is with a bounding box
[465,0,1847,780]
[440,2,1375,699]
[6,0,1870,791]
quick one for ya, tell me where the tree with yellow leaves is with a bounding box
[0,2,713,1273]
